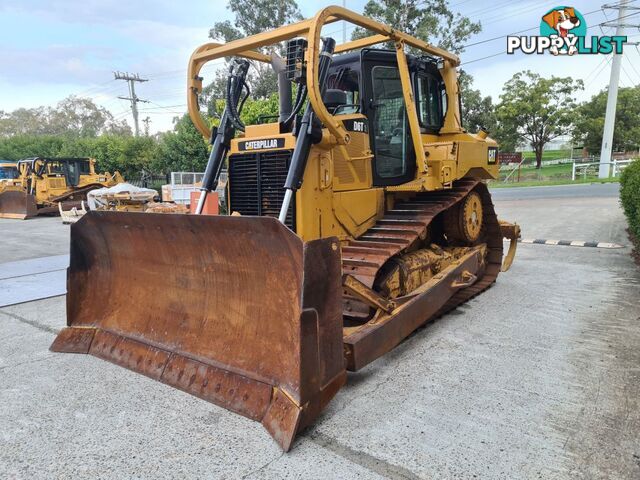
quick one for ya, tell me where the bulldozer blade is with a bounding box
[50,211,346,451]
[0,191,37,219]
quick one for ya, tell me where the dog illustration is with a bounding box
[542,7,581,55]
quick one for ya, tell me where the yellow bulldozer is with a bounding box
[51,6,520,451]
[0,157,123,219]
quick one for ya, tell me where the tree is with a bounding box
[47,96,131,137]
[0,134,157,179]
[0,135,66,159]
[496,71,583,169]
[57,135,157,178]
[206,0,303,107]
[0,96,131,138]
[573,86,640,155]
[240,94,280,126]
[0,107,49,136]
[155,114,209,173]
[351,0,481,54]
[459,71,496,135]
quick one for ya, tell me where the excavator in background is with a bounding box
[51,6,520,451]
[0,157,123,219]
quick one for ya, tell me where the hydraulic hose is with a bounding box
[282,84,307,130]
[195,59,250,215]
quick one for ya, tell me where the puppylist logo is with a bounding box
[508,6,627,56]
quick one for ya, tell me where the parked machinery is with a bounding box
[0,157,123,219]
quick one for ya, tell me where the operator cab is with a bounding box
[325,49,447,187]
[0,162,18,180]
[17,157,93,187]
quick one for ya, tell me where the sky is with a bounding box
[0,0,638,134]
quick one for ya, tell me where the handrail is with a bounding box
[186,5,460,142]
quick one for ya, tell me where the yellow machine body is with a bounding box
[51,6,519,452]
[227,114,498,243]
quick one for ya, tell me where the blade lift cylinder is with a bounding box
[278,37,336,224]
[195,60,250,215]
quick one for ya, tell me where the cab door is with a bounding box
[362,52,415,187]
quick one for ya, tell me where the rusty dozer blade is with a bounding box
[0,190,38,219]
[50,211,346,451]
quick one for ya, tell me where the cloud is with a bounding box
[0,44,114,85]
[0,0,222,27]
[115,19,208,49]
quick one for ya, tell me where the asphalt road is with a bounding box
[1,184,639,479]
[490,182,620,201]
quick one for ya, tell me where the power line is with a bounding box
[461,10,640,65]
[624,52,640,80]
[584,56,612,89]
[461,51,505,65]
[458,7,606,50]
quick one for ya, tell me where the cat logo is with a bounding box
[488,147,498,165]
[238,138,285,151]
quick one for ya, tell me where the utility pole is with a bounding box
[598,0,628,178]
[142,117,151,136]
[114,71,149,136]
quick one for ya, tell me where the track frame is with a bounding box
[341,180,504,371]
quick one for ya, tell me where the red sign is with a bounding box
[498,152,522,164]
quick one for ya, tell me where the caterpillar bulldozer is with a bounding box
[51,6,520,451]
[0,157,123,219]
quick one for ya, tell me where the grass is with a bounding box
[500,162,574,183]
[520,149,573,161]
[493,149,630,188]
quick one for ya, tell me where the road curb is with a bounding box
[519,239,624,249]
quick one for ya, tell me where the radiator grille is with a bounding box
[228,150,295,230]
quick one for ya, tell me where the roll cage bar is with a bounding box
[17,157,93,177]
[187,5,463,169]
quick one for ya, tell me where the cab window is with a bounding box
[416,74,443,131]
[48,161,64,174]
[0,166,18,179]
[371,65,407,179]
[326,68,360,114]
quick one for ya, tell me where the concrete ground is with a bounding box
[1,183,639,479]
[0,216,68,263]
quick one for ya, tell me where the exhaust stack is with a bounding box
[271,54,292,124]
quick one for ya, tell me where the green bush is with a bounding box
[620,159,640,247]
[0,134,158,179]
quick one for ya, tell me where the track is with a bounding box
[47,183,105,205]
[340,179,503,321]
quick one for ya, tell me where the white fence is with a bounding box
[500,156,596,172]
[167,171,227,205]
[571,159,633,181]
[169,172,204,204]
